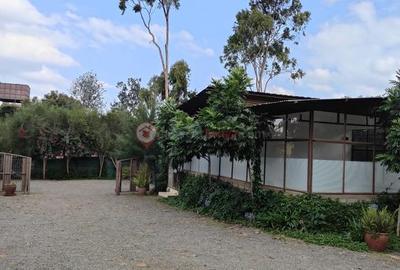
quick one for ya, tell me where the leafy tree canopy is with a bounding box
[221,0,310,92]
[71,71,105,111]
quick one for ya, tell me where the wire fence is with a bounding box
[0,152,31,193]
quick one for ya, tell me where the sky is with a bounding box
[1,0,400,106]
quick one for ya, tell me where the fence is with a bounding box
[115,158,140,195]
[0,152,31,193]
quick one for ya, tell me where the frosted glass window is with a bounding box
[313,143,343,193]
[191,157,200,172]
[199,157,208,174]
[232,159,247,181]
[287,112,309,139]
[210,155,220,176]
[375,163,400,193]
[265,141,284,188]
[220,155,232,178]
[345,145,373,193]
[286,142,308,191]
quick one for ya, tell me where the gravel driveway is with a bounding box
[0,180,398,270]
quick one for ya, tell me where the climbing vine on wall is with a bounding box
[156,68,271,195]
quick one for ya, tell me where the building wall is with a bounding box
[184,110,400,196]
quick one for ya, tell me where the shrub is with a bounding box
[134,163,150,188]
[361,207,395,234]
[177,174,366,232]
[254,191,365,233]
[375,192,400,213]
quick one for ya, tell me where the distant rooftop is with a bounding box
[0,83,30,103]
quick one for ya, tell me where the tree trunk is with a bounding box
[164,10,170,99]
[207,155,211,183]
[397,204,400,237]
[42,157,47,180]
[167,161,174,189]
[99,155,105,178]
[66,157,70,176]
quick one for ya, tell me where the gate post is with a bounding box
[115,160,122,195]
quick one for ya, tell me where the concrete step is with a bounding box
[158,188,179,198]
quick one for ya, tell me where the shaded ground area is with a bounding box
[0,180,398,270]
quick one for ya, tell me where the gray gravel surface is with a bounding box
[0,180,399,270]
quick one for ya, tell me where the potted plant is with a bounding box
[361,207,394,252]
[3,182,17,196]
[133,163,150,195]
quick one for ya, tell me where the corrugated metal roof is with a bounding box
[0,83,30,103]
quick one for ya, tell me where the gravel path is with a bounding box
[0,180,399,270]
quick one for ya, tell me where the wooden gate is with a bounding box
[0,152,32,193]
[115,158,140,195]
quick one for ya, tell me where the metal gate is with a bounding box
[0,152,32,193]
[115,158,140,195]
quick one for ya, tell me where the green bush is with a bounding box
[178,175,252,221]
[177,174,366,232]
[254,190,365,233]
[375,192,400,213]
[361,207,395,234]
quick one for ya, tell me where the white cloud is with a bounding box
[176,31,214,57]
[0,0,216,98]
[305,1,400,97]
[0,0,49,25]
[77,17,153,48]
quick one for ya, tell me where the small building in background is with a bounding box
[0,83,30,104]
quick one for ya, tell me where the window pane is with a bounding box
[345,145,373,193]
[346,125,374,143]
[313,143,343,193]
[314,111,341,123]
[347,114,367,125]
[232,159,247,181]
[286,142,308,191]
[270,115,285,139]
[287,112,309,139]
[265,141,284,188]
[314,123,344,140]
[375,162,400,193]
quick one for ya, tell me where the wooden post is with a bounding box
[21,158,27,193]
[26,158,32,194]
[115,160,121,195]
[3,154,12,188]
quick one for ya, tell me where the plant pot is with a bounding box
[364,232,389,252]
[136,187,147,195]
[3,183,17,196]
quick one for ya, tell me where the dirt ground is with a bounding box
[0,180,399,270]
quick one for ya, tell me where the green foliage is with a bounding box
[375,192,400,213]
[377,70,400,236]
[177,174,252,222]
[113,78,142,113]
[254,190,365,233]
[361,207,395,234]
[163,174,399,252]
[348,218,364,242]
[222,0,310,92]
[169,60,191,103]
[71,71,105,111]
[156,68,269,194]
[134,163,150,188]
[172,174,365,233]
[283,231,368,252]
